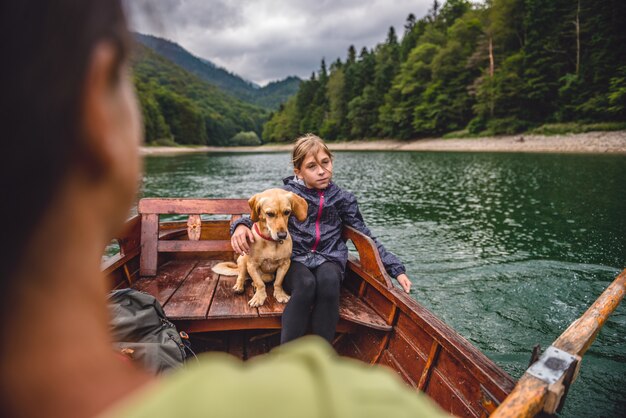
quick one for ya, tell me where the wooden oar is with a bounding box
[491,268,626,418]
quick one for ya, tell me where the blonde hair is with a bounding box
[292,133,333,170]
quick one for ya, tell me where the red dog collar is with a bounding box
[254,223,278,242]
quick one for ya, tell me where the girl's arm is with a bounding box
[340,192,411,293]
[230,217,254,255]
[230,217,253,235]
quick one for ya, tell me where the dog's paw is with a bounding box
[232,283,245,294]
[274,289,290,304]
[248,292,267,307]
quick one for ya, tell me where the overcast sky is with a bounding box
[125,0,433,86]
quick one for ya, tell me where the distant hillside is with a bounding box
[252,76,302,109]
[134,33,301,109]
[131,43,268,146]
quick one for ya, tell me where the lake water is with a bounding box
[140,151,626,417]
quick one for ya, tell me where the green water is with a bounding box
[141,151,626,417]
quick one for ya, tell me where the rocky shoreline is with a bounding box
[141,130,626,156]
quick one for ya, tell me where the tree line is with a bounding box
[263,0,626,142]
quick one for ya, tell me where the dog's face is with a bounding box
[249,189,308,241]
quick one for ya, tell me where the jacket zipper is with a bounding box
[311,190,324,252]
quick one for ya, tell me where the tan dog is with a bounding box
[212,189,308,307]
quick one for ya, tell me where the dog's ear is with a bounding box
[289,193,308,222]
[248,194,261,222]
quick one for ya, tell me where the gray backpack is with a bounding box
[108,288,187,374]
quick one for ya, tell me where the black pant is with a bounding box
[281,260,343,344]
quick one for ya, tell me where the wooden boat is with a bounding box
[102,198,626,417]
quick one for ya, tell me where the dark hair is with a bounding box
[0,1,131,283]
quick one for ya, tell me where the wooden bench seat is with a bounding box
[132,259,392,333]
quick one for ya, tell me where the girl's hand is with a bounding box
[396,274,411,293]
[232,224,254,255]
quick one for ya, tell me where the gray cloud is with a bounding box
[126,0,431,85]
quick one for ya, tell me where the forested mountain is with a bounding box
[264,0,626,142]
[134,33,301,109]
[132,43,268,145]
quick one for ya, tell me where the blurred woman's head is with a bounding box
[0,0,140,285]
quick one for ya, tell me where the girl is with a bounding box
[231,134,412,344]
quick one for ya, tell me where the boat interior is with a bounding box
[102,198,542,417]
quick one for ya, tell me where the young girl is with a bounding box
[231,134,412,344]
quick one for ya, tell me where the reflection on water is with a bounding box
[141,151,626,417]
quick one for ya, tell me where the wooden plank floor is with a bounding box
[134,259,391,331]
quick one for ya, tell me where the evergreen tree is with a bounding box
[321,64,347,140]
[296,72,320,133]
[413,11,482,134]
[522,0,571,122]
[380,42,440,139]
[372,27,401,135]
[309,59,330,132]
[345,48,377,138]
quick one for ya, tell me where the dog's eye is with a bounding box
[284,210,291,216]
[266,212,275,218]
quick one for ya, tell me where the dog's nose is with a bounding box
[277,232,288,240]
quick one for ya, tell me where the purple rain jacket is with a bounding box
[230,176,406,278]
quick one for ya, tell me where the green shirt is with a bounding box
[103,336,449,418]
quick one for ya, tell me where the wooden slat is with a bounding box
[257,283,289,317]
[386,330,428,385]
[200,221,232,240]
[379,350,416,387]
[158,240,232,252]
[102,253,124,275]
[138,198,249,215]
[102,246,141,277]
[427,371,479,418]
[339,288,392,331]
[118,215,141,255]
[133,260,197,306]
[208,274,259,319]
[175,317,280,333]
[395,312,434,360]
[163,260,219,319]
[437,343,491,414]
[140,214,159,276]
[362,285,394,324]
[417,341,442,391]
[346,327,387,363]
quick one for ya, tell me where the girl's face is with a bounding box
[294,149,333,190]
